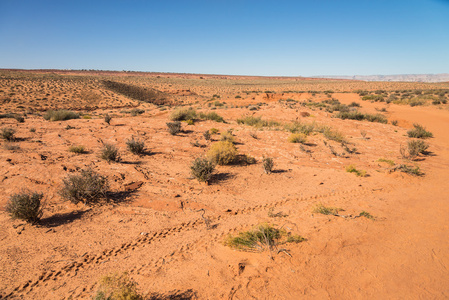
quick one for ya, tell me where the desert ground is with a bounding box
[0,69,449,299]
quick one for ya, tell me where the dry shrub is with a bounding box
[166,121,181,135]
[94,272,142,300]
[170,108,197,121]
[43,110,79,121]
[207,141,237,165]
[288,133,307,144]
[262,157,274,174]
[6,190,44,224]
[1,128,15,141]
[126,137,145,155]
[100,143,120,162]
[190,158,215,183]
[60,168,109,205]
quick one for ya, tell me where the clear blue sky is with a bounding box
[1,0,448,76]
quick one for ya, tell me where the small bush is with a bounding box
[130,108,145,116]
[199,112,225,123]
[312,203,341,216]
[43,110,79,121]
[100,144,120,162]
[207,141,237,165]
[60,168,110,205]
[346,165,367,177]
[1,128,15,141]
[203,130,211,141]
[377,158,395,166]
[336,111,387,123]
[126,137,145,155]
[30,127,36,133]
[170,108,197,121]
[262,157,274,174]
[397,164,423,176]
[321,126,346,143]
[104,114,112,125]
[166,121,181,135]
[190,158,215,183]
[391,120,398,126]
[220,131,235,143]
[236,116,280,128]
[225,223,305,252]
[407,124,433,139]
[209,128,219,134]
[284,121,315,135]
[94,272,142,300]
[288,133,307,144]
[359,211,375,220]
[69,145,86,154]
[6,190,44,224]
[408,139,429,156]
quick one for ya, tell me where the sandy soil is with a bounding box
[0,70,448,299]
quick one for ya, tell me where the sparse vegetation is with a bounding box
[397,164,423,176]
[288,133,307,144]
[104,114,112,125]
[126,137,145,155]
[6,190,44,224]
[43,109,79,121]
[336,111,388,123]
[1,127,15,141]
[407,124,433,139]
[220,131,235,143]
[198,111,225,122]
[225,223,305,252]
[312,203,342,216]
[203,130,211,140]
[170,108,197,121]
[100,143,120,162]
[166,121,182,135]
[321,126,347,143]
[377,158,395,166]
[94,272,142,300]
[359,211,375,220]
[262,157,274,174]
[69,145,86,154]
[190,158,215,183]
[236,116,280,128]
[60,168,110,205]
[346,165,367,177]
[207,141,237,165]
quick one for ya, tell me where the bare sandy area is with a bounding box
[0,70,448,299]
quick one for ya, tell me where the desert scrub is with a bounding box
[203,130,211,141]
[321,126,347,143]
[220,131,235,143]
[1,127,15,141]
[288,133,307,144]
[377,158,395,166]
[336,111,388,123]
[126,137,145,155]
[397,164,423,176]
[190,158,215,183]
[262,157,274,174]
[169,108,197,121]
[69,145,86,154]
[198,111,225,123]
[312,203,342,216]
[407,139,429,156]
[284,121,315,135]
[407,123,433,139]
[225,223,305,252]
[94,272,142,300]
[104,114,112,125]
[100,143,120,162]
[43,110,79,121]
[6,190,44,224]
[166,121,181,135]
[236,116,280,128]
[60,168,110,205]
[346,165,367,177]
[207,141,237,165]
[359,211,375,220]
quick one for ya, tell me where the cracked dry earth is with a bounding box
[1,75,449,299]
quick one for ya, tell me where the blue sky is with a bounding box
[1,0,448,76]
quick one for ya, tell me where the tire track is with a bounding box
[2,186,381,299]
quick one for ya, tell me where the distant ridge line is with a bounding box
[313,73,449,83]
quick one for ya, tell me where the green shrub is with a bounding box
[346,165,367,177]
[397,164,423,176]
[166,121,181,135]
[225,223,305,252]
[198,112,225,122]
[288,133,307,144]
[43,110,79,121]
[336,111,387,123]
[1,128,15,141]
[60,168,110,205]
[170,108,197,121]
[207,141,237,165]
[94,272,142,300]
[407,124,433,139]
[262,157,274,174]
[100,144,120,162]
[321,126,346,143]
[126,137,145,155]
[284,121,315,135]
[203,130,211,141]
[236,116,280,128]
[190,158,215,183]
[407,139,429,157]
[6,190,44,224]
[377,158,395,166]
[359,211,375,220]
[209,128,219,134]
[69,145,86,154]
[312,203,341,216]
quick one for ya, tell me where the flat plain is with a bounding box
[1,69,449,299]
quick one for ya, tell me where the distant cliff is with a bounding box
[314,74,449,83]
